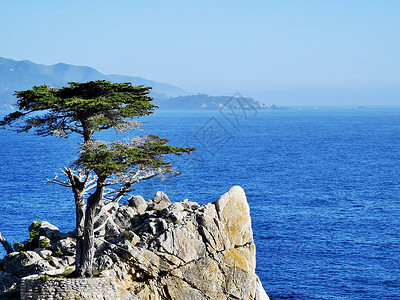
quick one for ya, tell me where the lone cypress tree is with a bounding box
[0,80,194,277]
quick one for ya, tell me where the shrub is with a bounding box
[16,221,42,251]
[39,237,51,248]
[61,268,74,277]
[38,275,50,282]
[53,248,64,257]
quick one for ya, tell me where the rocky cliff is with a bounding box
[0,186,269,300]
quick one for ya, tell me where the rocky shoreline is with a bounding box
[1,186,269,299]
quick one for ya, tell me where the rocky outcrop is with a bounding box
[0,186,269,300]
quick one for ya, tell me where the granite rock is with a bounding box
[1,186,269,300]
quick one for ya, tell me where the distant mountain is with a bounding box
[154,94,269,110]
[0,57,269,110]
[0,57,186,108]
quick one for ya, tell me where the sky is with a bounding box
[1,0,400,106]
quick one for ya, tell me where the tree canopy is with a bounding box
[77,135,193,177]
[0,80,195,277]
[0,80,155,141]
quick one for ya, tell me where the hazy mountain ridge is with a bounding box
[0,57,269,110]
[0,57,186,108]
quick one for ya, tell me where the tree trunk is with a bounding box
[74,189,86,273]
[81,119,92,143]
[0,232,14,254]
[64,168,87,273]
[77,176,106,278]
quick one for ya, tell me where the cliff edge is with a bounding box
[0,186,269,300]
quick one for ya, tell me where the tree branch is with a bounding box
[93,202,119,233]
[45,173,72,187]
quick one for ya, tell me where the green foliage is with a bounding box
[39,237,51,248]
[61,268,74,277]
[53,248,64,257]
[77,135,195,176]
[17,221,43,251]
[14,242,24,251]
[1,80,195,278]
[38,275,50,282]
[0,80,194,180]
[0,80,156,141]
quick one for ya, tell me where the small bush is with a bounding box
[61,268,74,277]
[39,237,51,248]
[38,275,50,282]
[16,221,43,251]
[53,248,64,257]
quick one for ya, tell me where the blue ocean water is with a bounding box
[1,108,399,299]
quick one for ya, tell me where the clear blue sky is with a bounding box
[1,0,400,105]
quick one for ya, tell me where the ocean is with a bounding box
[1,108,399,299]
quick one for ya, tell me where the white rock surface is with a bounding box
[1,186,270,300]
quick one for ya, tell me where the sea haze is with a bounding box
[0,108,399,299]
